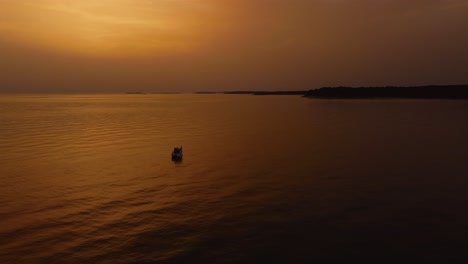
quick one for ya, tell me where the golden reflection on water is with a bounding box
[0,95,467,262]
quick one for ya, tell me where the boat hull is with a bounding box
[171,146,183,161]
[171,153,182,161]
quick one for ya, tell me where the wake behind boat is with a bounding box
[171,146,183,161]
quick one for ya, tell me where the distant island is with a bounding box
[304,85,468,99]
[195,92,221,94]
[126,92,145,94]
[200,85,468,99]
[252,91,307,95]
[223,91,307,95]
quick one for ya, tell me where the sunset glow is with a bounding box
[0,0,467,93]
[0,0,216,56]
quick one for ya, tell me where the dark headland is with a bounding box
[304,85,468,99]
[197,85,467,99]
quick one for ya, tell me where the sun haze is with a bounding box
[1,0,467,93]
[0,0,218,56]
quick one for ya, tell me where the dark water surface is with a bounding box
[0,94,467,263]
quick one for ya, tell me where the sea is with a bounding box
[0,94,467,263]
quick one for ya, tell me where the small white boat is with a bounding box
[171,146,183,161]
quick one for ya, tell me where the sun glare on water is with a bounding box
[0,0,211,56]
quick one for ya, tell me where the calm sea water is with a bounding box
[0,94,467,263]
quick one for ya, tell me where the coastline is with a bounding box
[195,85,468,99]
[304,85,468,99]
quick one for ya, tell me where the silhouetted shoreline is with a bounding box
[253,91,307,95]
[194,91,306,95]
[304,85,468,99]
[196,85,468,99]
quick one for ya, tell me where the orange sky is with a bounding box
[1,0,467,93]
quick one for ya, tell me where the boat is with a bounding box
[171,146,183,161]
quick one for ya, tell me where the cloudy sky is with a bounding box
[1,0,467,93]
